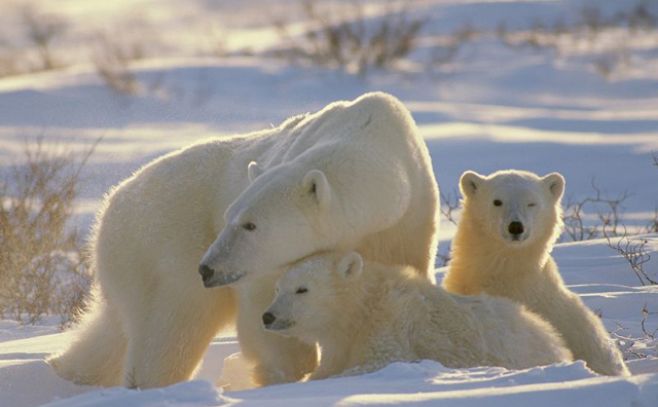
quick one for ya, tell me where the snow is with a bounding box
[1,0,658,405]
[42,362,658,407]
[2,237,657,406]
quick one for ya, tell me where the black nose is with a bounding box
[262,312,276,326]
[198,264,215,283]
[508,221,524,236]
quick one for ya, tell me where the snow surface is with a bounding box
[1,0,658,405]
[1,237,657,407]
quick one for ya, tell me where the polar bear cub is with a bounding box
[443,169,629,376]
[264,251,571,380]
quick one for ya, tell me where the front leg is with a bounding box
[533,283,628,376]
[311,334,407,380]
[236,278,317,386]
[308,353,350,381]
[248,330,317,386]
[122,285,233,388]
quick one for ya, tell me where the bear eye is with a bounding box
[242,222,256,231]
[493,199,502,207]
[295,287,308,294]
[528,203,536,207]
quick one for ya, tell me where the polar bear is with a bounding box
[442,170,629,376]
[263,251,572,380]
[48,92,439,389]
[197,95,439,385]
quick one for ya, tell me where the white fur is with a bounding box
[48,92,439,388]
[443,169,629,376]
[199,92,439,284]
[233,269,317,386]
[265,252,572,380]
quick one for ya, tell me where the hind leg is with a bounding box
[122,286,236,389]
[48,295,127,386]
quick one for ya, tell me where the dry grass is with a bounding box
[20,5,69,71]
[606,235,655,286]
[612,304,658,360]
[561,179,632,242]
[0,5,68,77]
[0,140,96,326]
[498,2,658,79]
[436,191,461,267]
[273,0,426,75]
[91,33,145,96]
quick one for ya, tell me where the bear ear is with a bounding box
[247,161,263,183]
[302,169,331,210]
[336,251,363,279]
[542,172,565,202]
[459,171,485,198]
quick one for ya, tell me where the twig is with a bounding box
[641,303,658,339]
[562,178,631,241]
[439,190,460,226]
[606,233,655,285]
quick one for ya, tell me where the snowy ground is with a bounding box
[1,0,658,406]
[1,237,658,406]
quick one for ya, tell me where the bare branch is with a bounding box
[439,190,460,226]
[562,178,631,242]
[641,303,658,340]
[606,233,655,286]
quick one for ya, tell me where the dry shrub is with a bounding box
[0,6,68,77]
[20,5,68,71]
[435,190,461,267]
[647,208,658,234]
[92,33,144,95]
[429,24,479,68]
[274,0,426,75]
[0,39,22,77]
[498,2,658,79]
[606,235,655,286]
[0,140,95,326]
[612,304,658,360]
[561,179,631,242]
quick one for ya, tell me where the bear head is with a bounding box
[262,251,363,341]
[459,170,565,248]
[199,157,357,287]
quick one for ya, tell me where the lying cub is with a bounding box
[263,251,571,379]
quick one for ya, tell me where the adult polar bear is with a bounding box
[48,92,440,389]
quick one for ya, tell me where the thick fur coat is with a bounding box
[265,252,571,379]
[48,92,439,388]
[443,170,629,376]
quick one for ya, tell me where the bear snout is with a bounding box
[508,221,524,236]
[198,264,215,285]
[262,312,276,326]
